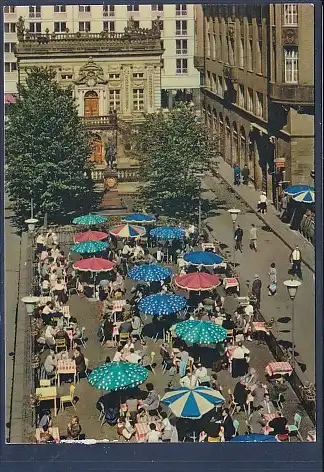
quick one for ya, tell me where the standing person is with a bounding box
[234,225,244,252]
[259,191,267,214]
[233,163,241,186]
[241,164,250,185]
[290,245,302,279]
[252,274,262,308]
[179,346,189,378]
[280,194,288,220]
[249,224,257,252]
[221,408,236,441]
[268,262,277,296]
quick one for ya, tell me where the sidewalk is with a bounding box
[214,159,315,272]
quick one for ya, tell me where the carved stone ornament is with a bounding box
[282,28,297,45]
[228,24,235,39]
[74,57,108,85]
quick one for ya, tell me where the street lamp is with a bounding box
[283,278,302,368]
[24,218,39,233]
[228,209,241,275]
[21,296,39,315]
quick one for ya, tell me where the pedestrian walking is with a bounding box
[258,192,267,214]
[290,245,302,279]
[268,262,277,296]
[233,163,241,186]
[234,225,243,252]
[279,194,288,220]
[241,164,250,185]
[252,274,262,308]
[249,224,257,251]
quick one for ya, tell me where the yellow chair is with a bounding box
[226,330,234,343]
[39,379,51,387]
[55,338,67,353]
[60,384,76,412]
[149,352,156,375]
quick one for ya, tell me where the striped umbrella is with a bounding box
[71,240,109,254]
[74,230,108,243]
[121,213,156,224]
[174,320,227,345]
[150,226,186,240]
[292,188,315,203]
[138,293,187,316]
[174,272,221,291]
[88,362,148,391]
[161,386,225,419]
[284,184,312,196]
[72,213,108,225]
[128,264,172,282]
[109,223,146,238]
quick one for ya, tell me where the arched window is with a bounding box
[240,126,247,166]
[232,122,238,166]
[90,133,103,164]
[84,90,99,117]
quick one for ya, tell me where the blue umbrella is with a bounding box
[161,386,225,419]
[71,240,109,254]
[292,188,315,203]
[138,293,187,317]
[183,251,224,266]
[128,264,172,282]
[150,226,186,240]
[284,184,312,196]
[231,434,278,443]
[121,213,156,224]
[72,213,108,225]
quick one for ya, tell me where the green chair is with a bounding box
[233,419,239,436]
[288,413,303,441]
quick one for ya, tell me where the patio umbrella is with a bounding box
[88,362,148,391]
[231,434,278,443]
[109,223,146,238]
[284,184,312,196]
[174,320,227,344]
[73,258,115,272]
[292,188,315,203]
[183,251,224,266]
[128,264,172,282]
[121,213,156,224]
[161,386,225,419]
[138,293,187,317]
[72,213,108,225]
[150,226,186,240]
[74,230,108,243]
[174,273,221,291]
[71,240,109,254]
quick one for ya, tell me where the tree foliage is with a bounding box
[5,67,97,226]
[133,103,219,221]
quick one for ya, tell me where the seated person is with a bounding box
[42,302,55,325]
[55,327,70,345]
[67,415,82,439]
[160,411,172,442]
[41,276,51,296]
[268,412,288,436]
[142,383,159,413]
[44,323,57,347]
[43,351,57,378]
[125,395,139,422]
[113,345,124,362]
[125,348,141,364]
[38,410,52,429]
[69,317,82,339]
[116,417,135,441]
[38,424,55,443]
[119,319,132,344]
[222,315,235,331]
[136,407,149,424]
[147,423,162,443]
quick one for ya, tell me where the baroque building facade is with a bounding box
[194,4,314,203]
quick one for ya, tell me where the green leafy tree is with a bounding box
[5,67,97,226]
[133,103,219,221]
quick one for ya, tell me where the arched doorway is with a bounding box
[90,134,103,164]
[225,117,231,164]
[232,122,238,166]
[240,126,247,167]
[84,91,99,117]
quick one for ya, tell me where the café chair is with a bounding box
[60,384,76,412]
[55,338,67,354]
[288,413,303,441]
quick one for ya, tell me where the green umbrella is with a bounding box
[72,213,108,225]
[71,240,109,254]
[88,362,149,391]
[175,320,227,345]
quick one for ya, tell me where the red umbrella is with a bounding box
[73,258,115,272]
[74,230,108,243]
[175,273,221,291]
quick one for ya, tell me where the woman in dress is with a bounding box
[268,262,277,296]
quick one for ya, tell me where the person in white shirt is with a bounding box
[133,244,144,260]
[42,278,50,294]
[249,224,258,251]
[121,244,131,257]
[147,423,162,443]
[231,342,250,378]
[259,192,267,214]
[160,411,172,442]
[232,342,250,360]
[290,245,302,279]
[180,371,198,389]
[113,345,124,362]
[125,348,141,364]
[44,351,57,376]
[193,363,209,385]
[44,324,57,347]
[156,249,164,263]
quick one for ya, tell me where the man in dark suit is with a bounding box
[268,412,288,435]
[221,408,236,441]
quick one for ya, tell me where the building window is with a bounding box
[103,5,115,16]
[205,71,211,88]
[238,85,244,107]
[133,88,144,111]
[54,22,67,32]
[228,37,234,66]
[284,47,298,83]
[133,20,140,29]
[206,32,211,58]
[176,4,187,16]
[176,39,188,54]
[79,22,91,32]
[79,5,91,13]
[103,21,115,32]
[5,62,17,73]
[4,6,15,13]
[152,20,163,30]
[176,58,188,74]
[54,5,66,13]
[29,22,42,33]
[219,33,223,62]
[246,87,253,112]
[211,73,217,92]
[212,33,216,60]
[109,90,121,111]
[176,20,187,35]
[61,73,73,80]
[247,39,253,71]
[29,6,41,18]
[133,73,144,78]
[239,37,244,68]
[283,4,298,26]
[256,41,262,74]
[255,92,263,117]
[217,76,223,97]
[109,73,120,79]
[127,5,139,11]
[152,4,163,11]
[4,23,16,33]
[4,42,16,53]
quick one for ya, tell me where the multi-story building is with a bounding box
[194,4,314,203]
[4,4,200,106]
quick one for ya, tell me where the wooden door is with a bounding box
[84,91,99,117]
[90,136,103,164]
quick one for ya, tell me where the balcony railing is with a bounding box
[269,83,314,105]
[82,115,118,129]
[91,167,140,183]
[91,169,105,182]
[29,12,41,18]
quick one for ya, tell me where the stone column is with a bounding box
[168,90,173,109]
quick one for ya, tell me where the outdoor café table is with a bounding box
[252,322,270,334]
[265,362,293,378]
[35,426,60,443]
[35,386,58,417]
[223,278,239,292]
[201,243,216,252]
[112,300,127,322]
[38,296,53,306]
[225,345,237,373]
[263,413,277,422]
[56,359,76,387]
[135,421,162,442]
[112,322,122,340]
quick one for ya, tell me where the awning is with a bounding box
[4,93,17,104]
